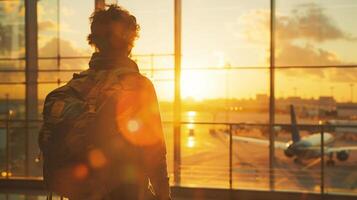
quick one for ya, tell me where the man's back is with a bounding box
[78,57,170,199]
[39,4,171,200]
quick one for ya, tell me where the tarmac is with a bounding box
[163,124,357,195]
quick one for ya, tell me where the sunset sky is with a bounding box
[2,0,357,102]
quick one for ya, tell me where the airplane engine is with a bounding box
[284,149,294,157]
[336,150,349,161]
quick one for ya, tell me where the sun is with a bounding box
[181,70,209,101]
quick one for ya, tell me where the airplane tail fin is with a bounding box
[290,105,301,143]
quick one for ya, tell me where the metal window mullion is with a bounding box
[269,0,276,191]
[25,0,39,177]
[174,0,182,186]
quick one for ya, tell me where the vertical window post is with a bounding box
[269,0,276,191]
[174,0,182,186]
[25,0,39,176]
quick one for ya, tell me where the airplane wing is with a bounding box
[326,146,357,154]
[302,146,357,154]
[232,135,287,149]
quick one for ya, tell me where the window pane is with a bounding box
[276,68,357,124]
[0,72,25,84]
[274,124,322,192]
[233,124,270,189]
[181,123,229,188]
[183,0,269,68]
[0,85,25,120]
[38,58,89,70]
[60,0,94,57]
[0,0,25,59]
[276,0,357,66]
[0,60,25,71]
[275,67,357,193]
[117,0,173,55]
[38,0,59,58]
[325,127,357,195]
[38,0,93,58]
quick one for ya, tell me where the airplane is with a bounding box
[224,105,357,166]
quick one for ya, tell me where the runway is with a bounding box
[163,124,357,194]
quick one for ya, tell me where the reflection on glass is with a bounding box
[0,1,25,59]
[181,124,229,188]
[186,128,196,148]
[231,124,269,190]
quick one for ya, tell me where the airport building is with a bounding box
[1,0,357,199]
[337,103,357,119]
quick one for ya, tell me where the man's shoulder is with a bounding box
[119,72,154,90]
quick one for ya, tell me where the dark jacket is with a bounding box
[85,53,171,200]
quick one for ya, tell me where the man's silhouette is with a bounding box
[39,4,171,200]
[86,5,171,200]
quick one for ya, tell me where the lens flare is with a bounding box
[127,119,140,133]
[73,164,88,180]
[88,149,107,169]
[1,171,7,177]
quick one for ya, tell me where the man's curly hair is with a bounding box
[87,5,140,54]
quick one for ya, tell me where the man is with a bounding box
[86,5,171,200]
[39,4,171,200]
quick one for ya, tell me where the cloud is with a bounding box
[239,3,356,44]
[0,38,91,84]
[39,37,90,69]
[61,6,75,17]
[238,9,269,44]
[239,3,357,82]
[1,1,24,16]
[38,20,57,32]
[275,43,340,79]
[277,3,356,42]
[39,38,85,57]
[275,43,341,67]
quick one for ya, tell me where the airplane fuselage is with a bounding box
[285,133,334,159]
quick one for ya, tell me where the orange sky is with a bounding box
[1,0,357,102]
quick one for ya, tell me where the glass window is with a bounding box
[276,0,357,66]
[181,0,270,189]
[0,0,25,59]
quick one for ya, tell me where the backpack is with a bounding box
[38,67,139,199]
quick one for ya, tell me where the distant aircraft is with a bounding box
[226,105,357,166]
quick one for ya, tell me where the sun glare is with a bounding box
[181,71,209,101]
